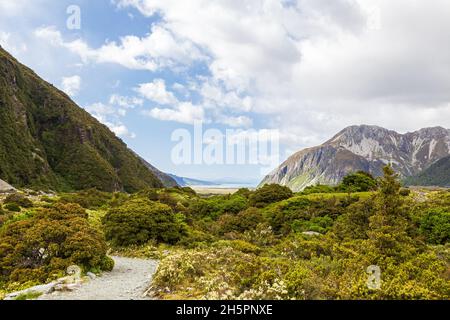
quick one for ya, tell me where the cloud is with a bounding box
[61,75,81,97]
[217,115,253,128]
[135,79,178,105]
[115,0,450,152]
[144,102,205,125]
[0,0,33,15]
[34,25,204,71]
[0,31,27,55]
[109,94,143,108]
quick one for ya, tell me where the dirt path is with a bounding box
[39,256,159,300]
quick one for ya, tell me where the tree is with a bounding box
[249,184,293,208]
[367,166,417,260]
[338,171,377,192]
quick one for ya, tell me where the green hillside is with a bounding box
[0,47,162,192]
[404,156,450,187]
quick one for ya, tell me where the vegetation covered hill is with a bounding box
[405,156,450,187]
[0,47,162,192]
[2,167,448,300]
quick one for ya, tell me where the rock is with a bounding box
[4,281,57,300]
[0,179,15,193]
[302,231,322,237]
[86,272,97,280]
[54,282,81,292]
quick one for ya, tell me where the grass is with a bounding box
[14,291,42,300]
[299,191,374,200]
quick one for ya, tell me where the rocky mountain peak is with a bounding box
[261,125,450,191]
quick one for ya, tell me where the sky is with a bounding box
[1,0,450,183]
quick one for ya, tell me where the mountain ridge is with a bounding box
[261,125,450,191]
[404,155,450,187]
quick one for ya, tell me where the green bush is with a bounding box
[301,184,335,195]
[100,256,115,272]
[187,195,248,220]
[250,184,293,208]
[419,209,450,244]
[4,193,33,208]
[59,188,113,209]
[399,188,411,197]
[102,198,186,246]
[136,188,159,201]
[4,203,21,212]
[292,215,334,234]
[216,207,264,235]
[337,171,378,192]
[0,203,109,285]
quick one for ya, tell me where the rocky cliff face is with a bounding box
[261,125,450,191]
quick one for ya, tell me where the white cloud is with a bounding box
[0,31,27,55]
[116,0,450,152]
[0,0,32,15]
[109,123,136,138]
[34,24,204,71]
[109,94,143,108]
[61,75,81,97]
[144,102,205,125]
[218,115,253,128]
[135,79,178,105]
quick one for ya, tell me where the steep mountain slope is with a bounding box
[168,174,217,187]
[137,156,179,187]
[0,46,163,192]
[261,125,450,191]
[404,155,450,187]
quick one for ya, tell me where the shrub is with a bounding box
[301,185,335,195]
[59,188,113,209]
[158,192,179,208]
[399,188,411,197]
[0,203,109,285]
[250,184,293,208]
[187,195,248,220]
[216,207,264,235]
[337,171,378,192]
[214,240,261,254]
[220,195,249,215]
[102,198,185,246]
[291,215,334,234]
[419,209,450,244]
[234,188,252,198]
[4,203,21,212]
[150,247,264,299]
[136,188,159,201]
[4,193,33,208]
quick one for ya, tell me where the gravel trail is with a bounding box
[39,256,159,300]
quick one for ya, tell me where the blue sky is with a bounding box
[1,0,450,183]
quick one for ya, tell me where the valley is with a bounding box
[0,47,448,301]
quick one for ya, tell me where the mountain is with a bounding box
[404,155,450,187]
[0,46,163,192]
[137,156,179,187]
[168,175,218,187]
[261,125,450,191]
